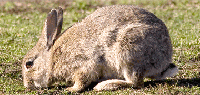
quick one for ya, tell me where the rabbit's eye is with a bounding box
[26,61,33,69]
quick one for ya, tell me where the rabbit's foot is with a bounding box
[66,84,84,92]
[93,79,134,91]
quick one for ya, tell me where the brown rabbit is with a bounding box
[22,5,178,92]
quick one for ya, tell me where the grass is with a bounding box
[0,0,199,94]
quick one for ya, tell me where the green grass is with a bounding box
[0,0,199,94]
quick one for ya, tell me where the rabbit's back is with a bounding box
[52,5,172,80]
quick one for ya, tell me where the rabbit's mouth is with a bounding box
[25,79,48,89]
[34,81,48,88]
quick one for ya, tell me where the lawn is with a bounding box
[0,0,199,94]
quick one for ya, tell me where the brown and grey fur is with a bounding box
[22,5,178,92]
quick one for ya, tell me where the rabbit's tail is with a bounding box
[93,79,140,91]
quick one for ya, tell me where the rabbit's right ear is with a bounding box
[56,7,63,37]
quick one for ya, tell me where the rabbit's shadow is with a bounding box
[144,77,200,88]
[51,77,200,91]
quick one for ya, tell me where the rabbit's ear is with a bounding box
[56,7,63,37]
[45,9,57,49]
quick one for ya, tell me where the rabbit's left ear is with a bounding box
[46,9,58,49]
[45,7,63,49]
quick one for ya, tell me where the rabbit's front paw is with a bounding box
[66,87,79,92]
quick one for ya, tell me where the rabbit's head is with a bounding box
[22,7,63,88]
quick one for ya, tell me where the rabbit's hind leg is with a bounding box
[93,79,133,91]
[123,69,144,89]
[93,70,144,91]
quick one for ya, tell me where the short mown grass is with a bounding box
[0,0,199,94]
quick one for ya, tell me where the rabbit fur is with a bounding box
[22,5,178,92]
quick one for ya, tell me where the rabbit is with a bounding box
[22,5,178,92]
